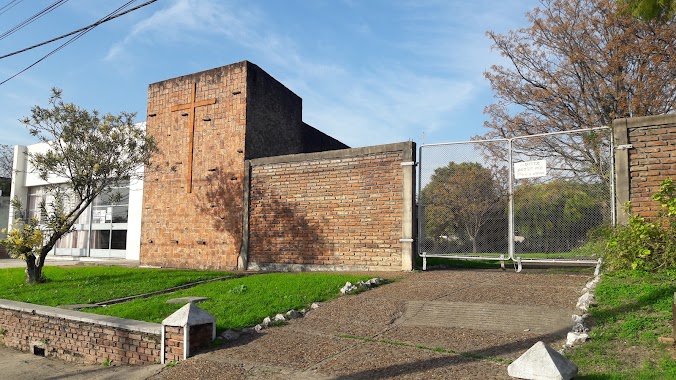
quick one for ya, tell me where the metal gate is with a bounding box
[418,127,614,270]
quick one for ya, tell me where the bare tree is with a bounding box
[482,0,675,178]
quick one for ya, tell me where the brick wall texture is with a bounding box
[141,62,248,270]
[248,143,413,270]
[163,326,184,363]
[616,115,676,220]
[0,306,161,365]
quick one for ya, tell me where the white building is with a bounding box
[9,137,145,261]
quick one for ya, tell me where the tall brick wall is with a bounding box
[141,62,248,270]
[614,114,676,223]
[245,142,416,271]
[245,64,304,159]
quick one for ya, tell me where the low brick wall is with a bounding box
[162,326,184,363]
[0,299,163,365]
[244,142,416,271]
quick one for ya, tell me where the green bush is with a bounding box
[601,178,676,271]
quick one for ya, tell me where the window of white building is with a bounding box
[25,181,131,258]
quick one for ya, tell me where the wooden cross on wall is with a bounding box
[171,82,217,193]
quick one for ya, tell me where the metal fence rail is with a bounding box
[418,127,614,270]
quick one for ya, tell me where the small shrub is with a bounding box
[601,178,676,271]
[101,358,113,367]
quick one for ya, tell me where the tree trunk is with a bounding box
[25,253,47,284]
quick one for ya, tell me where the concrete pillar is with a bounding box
[612,119,630,225]
[8,145,27,230]
[238,160,251,271]
[400,142,416,271]
[161,303,215,364]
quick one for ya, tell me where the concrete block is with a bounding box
[166,297,209,305]
[162,303,215,327]
[507,341,578,380]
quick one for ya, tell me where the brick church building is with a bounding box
[140,61,352,270]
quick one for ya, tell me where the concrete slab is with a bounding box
[378,325,568,361]
[399,300,573,334]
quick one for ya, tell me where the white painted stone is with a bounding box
[572,323,588,333]
[261,317,272,327]
[286,310,301,319]
[566,332,589,346]
[310,302,321,309]
[507,341,578,380]
[576,293,597,312]
[582,276,600,293]
[340,282,358,294]
[274,313,286,322]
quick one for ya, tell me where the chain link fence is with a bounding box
[418,127,613,268]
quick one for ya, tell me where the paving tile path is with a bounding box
[150,268,593,380]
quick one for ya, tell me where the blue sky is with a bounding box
[0,0,539,148]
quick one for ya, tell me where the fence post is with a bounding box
[401,142,417,271]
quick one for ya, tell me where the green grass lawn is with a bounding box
[569,270,676,379]
[87,272,374,332]
[0,266,232,306]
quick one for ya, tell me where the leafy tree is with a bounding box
[514,180,607,252]
[420,162,507,254]
[622,0,676,21]
[1,89,157,283]
[483,0,675,178]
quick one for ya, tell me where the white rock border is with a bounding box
[220,278,385,341]
[561,272,600,351]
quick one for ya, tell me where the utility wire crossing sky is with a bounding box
[0,0,540,148]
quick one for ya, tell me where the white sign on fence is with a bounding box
[514,160,547,179]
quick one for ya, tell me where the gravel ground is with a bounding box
[148,268,593,380]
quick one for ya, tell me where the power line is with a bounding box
[0,0,69,41]
[0,0,19,12]
[0,0,160,86]
[0,0,159,61]
[0,0,24,16]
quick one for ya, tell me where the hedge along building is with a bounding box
[141,61,417,271]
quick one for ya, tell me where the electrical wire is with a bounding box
[0,0,69,41]
[0,0,159,61]
[0,0,23,16]
[0,0,161,86]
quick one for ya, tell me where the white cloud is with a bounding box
[105,0,258,61]
[101,0,536,147]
